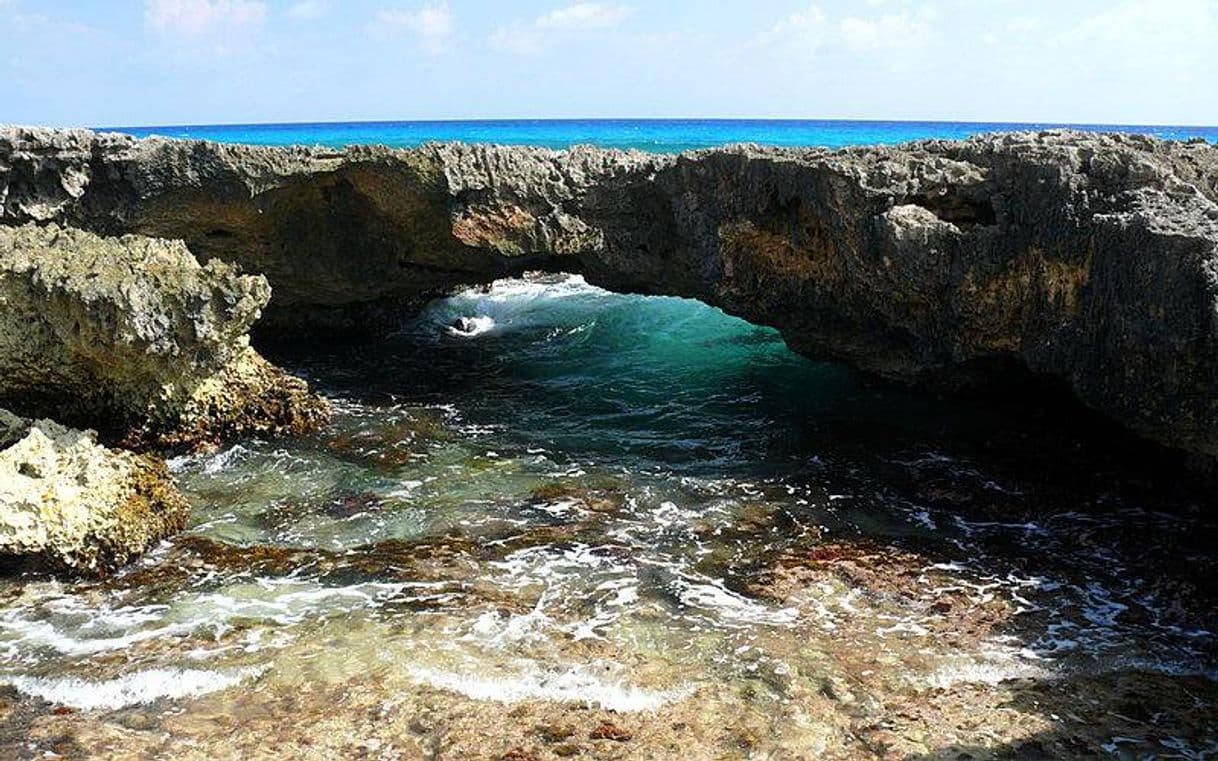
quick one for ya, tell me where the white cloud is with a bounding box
[144,0,266,35]
[536,3,630,30]
[1006,16,1037,34]
[753,5,828,60]
[286,0,326,20]
[1051,0,1218,92]
[1066,0,1216,59]
[376,2,454,54]
[840,5,936,52]
[491,3,630,55]
[489,21,543,55]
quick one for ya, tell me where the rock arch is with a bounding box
[2,127,1217,466]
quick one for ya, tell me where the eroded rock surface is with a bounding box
[0,409,188,574]
[2,126,1216,462]
[0,222,329,448]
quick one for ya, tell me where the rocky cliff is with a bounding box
[2,126,1216,465]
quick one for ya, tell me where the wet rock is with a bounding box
[450,317,479,334]
[113,710,160,732]
[819,676,858,706]
[0,222,329,450]
[527,480,625,515]
[0,409,189,574]
[326,491,384,519]
[324,411,451,468]
[752,539,1015,649]
[589,721,633,741]
[534,722,576,743]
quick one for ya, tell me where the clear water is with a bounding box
[98,117,1218,152]
[1,275,1215,757]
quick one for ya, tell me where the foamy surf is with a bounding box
[0,578,426,657]
[408,661,693,712]
[4,666,267,710]
[924,657,1051,689]
[471,273,599,303]
[676,577,800,628]
[420,273,601,340]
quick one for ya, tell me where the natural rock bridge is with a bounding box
[1,127,1216,514]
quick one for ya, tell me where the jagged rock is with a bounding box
[0,409,189,574]
[0,222,329,448]
[1,126,1216,464]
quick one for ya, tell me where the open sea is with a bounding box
[99,118,1218,152]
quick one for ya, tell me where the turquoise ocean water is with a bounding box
[101,118,1218,152]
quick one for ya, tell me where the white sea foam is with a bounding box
[384,479,425,499]
[408,661,692,712]
[0,600,214,657]
[676,577,799,628]
[924,658,1050,688]
[4,666,266,710]
[531,498,580,516]
[465,605,553,648]
[166,443,249,474]
[0,579,423,657]
[1115,657,1218,682]
[875,620,931,637]
[471,273,599,302]
[421,274,603,341]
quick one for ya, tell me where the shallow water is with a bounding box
[1,274,1216,759]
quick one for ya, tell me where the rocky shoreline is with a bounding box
[1,125,1216,571]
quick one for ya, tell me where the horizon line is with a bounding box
[87,116,1218,132]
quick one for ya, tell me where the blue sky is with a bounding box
[3,0,1216,127]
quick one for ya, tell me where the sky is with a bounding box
[2,0,1216,127]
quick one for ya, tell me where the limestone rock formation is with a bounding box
[0,222,329,449]
[0,409,189,574]
[1,126,1216,464]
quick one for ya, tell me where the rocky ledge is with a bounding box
[0,126,1215,471]
[0,409,188,574]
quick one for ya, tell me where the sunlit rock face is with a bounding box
[1,126,1216,462]
[0,409,188,574]
[0,222,329,450]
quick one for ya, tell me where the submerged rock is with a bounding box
[1,127,1217,464]
[0,410,188,574]
[0,223,328,449]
